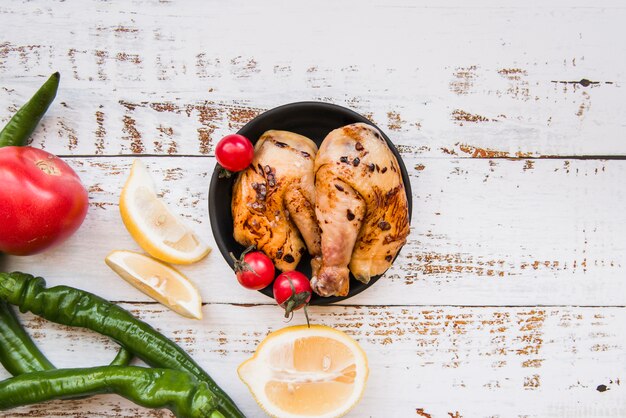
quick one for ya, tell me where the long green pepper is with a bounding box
[0,300,54,375]
[0,272,244,418]
[0,72,60,147]
[109,345,133,366]
[0,298,133,375]
[0,366,225,418]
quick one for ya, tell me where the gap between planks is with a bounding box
[111,301,626,308]
[55,154,626,161]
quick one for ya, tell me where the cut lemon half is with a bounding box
[238,325,368,418]
[120,160,210,264]
[105,250,203,319]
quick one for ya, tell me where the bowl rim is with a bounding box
[209,100,412,304]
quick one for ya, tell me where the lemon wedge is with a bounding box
[120,160,210,264]
[238,325,368,418]
[105,250,203,319]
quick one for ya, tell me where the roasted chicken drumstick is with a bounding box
[232,130,321,272]
[311,123,410,297]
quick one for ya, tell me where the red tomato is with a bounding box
[0,146,89,255]
[233,248,275,290]
[273,271,312,320]
[215,134,254,172]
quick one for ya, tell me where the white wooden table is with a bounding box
[1,1,625,416]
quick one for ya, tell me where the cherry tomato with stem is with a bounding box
[273,271,312,327]
[215,134,254,174]
[230,246,275,290]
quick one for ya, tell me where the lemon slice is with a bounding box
[105,250,203,319]
[238,325,368,418]
[120,160,210,264]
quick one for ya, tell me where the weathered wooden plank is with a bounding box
[1,2,624,418]
[3,156,625,306]
[0,1,624,157]
[0,304,623,417]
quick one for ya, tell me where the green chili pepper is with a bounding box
[0,272,244,418]
[0,298,132,375]
[0,73,60,148]
[0,300,54,375]
[0,366,225,418]
[109,346,133,366]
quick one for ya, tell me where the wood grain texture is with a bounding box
[4,156,626,306]
[0,1,624,158]
[0,304,624,417]
[1,1,625,417]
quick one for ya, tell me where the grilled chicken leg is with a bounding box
[232,130,321,272]
[311,123,410,297]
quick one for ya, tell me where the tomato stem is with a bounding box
[281,276,310,326]
[303,304,310,328]
[217,165,234,179]
[229,246,260,277]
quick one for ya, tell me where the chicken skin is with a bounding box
[232,130,321,272]
[311,123,410,297]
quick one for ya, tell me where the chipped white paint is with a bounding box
[1,0,625,417]
[1,305,625,417]
[0,1,625,158]
[5,157,626,306]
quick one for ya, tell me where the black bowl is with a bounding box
[209,102,412,304]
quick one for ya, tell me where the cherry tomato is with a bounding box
[215,134,254,172]
[232,247,275,290]
[0,146,89,255]
[273,271,312,322]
